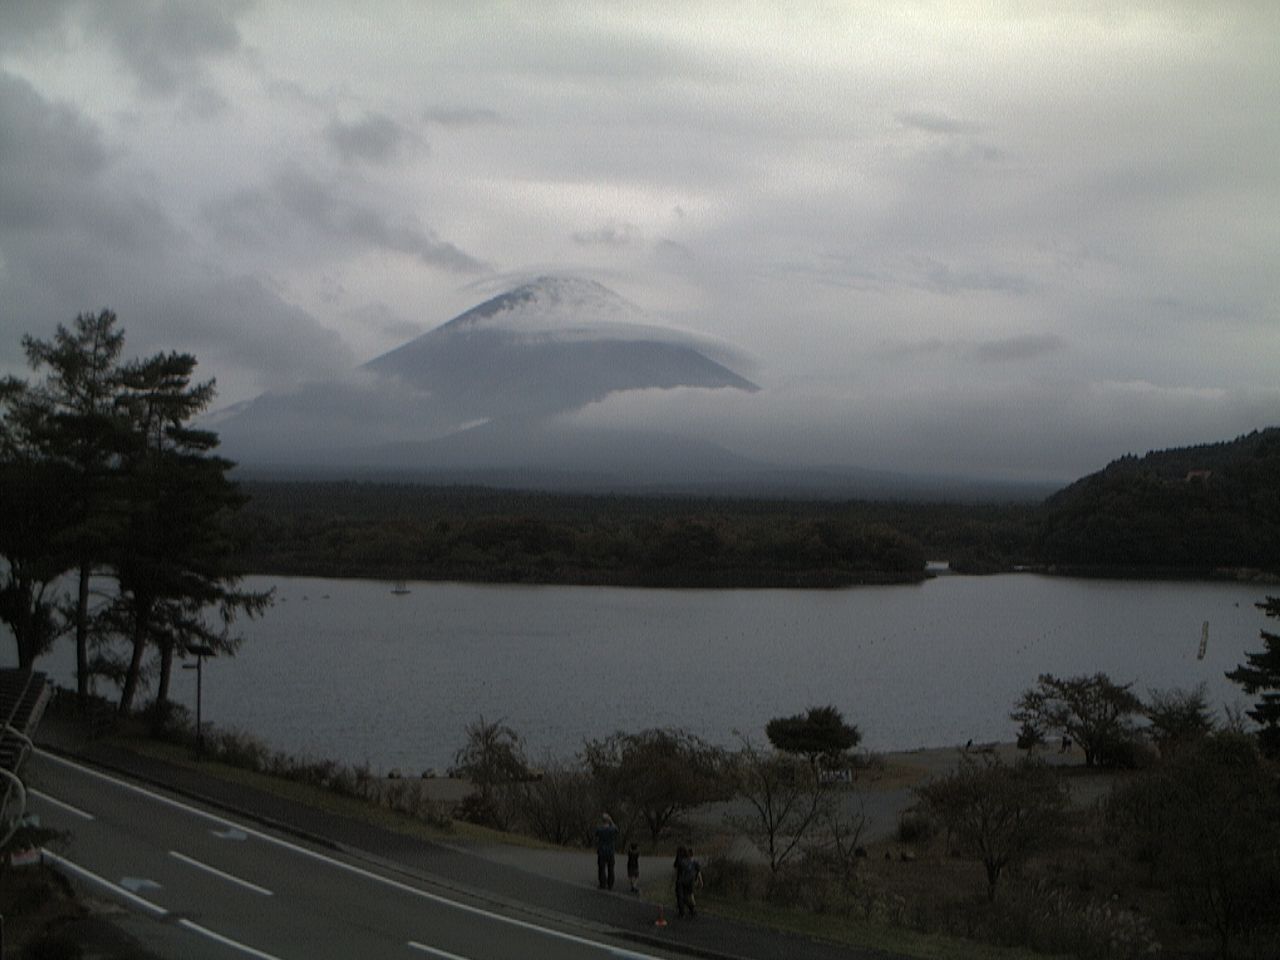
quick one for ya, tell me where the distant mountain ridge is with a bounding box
[1048,428,1280,493]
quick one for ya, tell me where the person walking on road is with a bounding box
[673,845,702,917]
[595,813,619,889]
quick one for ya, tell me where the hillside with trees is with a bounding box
[1036,429,1280,576]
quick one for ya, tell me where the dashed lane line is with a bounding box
[407,942,475,959]
[170,849,275,896]
[177,918,286,960]
[37,750,667,960]
[39,848,167,917]
[28,787,95,820]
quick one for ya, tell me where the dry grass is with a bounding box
[112,734,554,849]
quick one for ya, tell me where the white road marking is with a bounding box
[170,849,274,896]
[36,750,666,959]
[41,848,283,959]
[178,918,286,960]
[212,826,249,841]
[120,876,163,893]
[39,849,168,917]
[407,942,474,959]
[28,788,95,820]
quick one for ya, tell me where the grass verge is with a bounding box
[702,898,1047,960]
[107,734,555,849]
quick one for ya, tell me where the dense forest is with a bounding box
[1038,428,1280,576]
[230,482,1043,586]
[232,429,1280,587]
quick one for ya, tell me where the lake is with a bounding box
[27,573,1272,774]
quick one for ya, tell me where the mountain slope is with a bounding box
[214,276,760,479]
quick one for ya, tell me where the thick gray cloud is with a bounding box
[2,2,1277,483]
[572,222,642,248]
[206,164,486,273]
[973,334,1066,364]
[0,69,351,396]
[423,106,503,128]
[897,111,978,135]
[86,0,248,96]
[325,112,410,165]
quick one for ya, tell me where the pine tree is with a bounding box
[20,311,131,701]
[107,351,269,716]
[0,376,72,668]
[1226,597,1280,758]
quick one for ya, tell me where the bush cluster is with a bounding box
[149,704,452,831]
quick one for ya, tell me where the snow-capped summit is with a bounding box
[215,276,761,484]
[439,276,648,334]
[363,276,757,416]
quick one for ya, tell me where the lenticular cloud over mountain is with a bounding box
[214,276,761,482]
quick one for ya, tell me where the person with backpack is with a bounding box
[673,845,703,917]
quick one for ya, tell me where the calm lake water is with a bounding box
[28,574,1271,773]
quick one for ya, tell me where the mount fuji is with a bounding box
[214,277,765,487]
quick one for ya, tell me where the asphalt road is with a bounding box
[28,750,686,960]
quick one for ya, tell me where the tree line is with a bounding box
[230,480,1050,585]
[0,311,266,715]
[227,426,1280,586]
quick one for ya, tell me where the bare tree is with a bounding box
[917,753,1066,901]
[516,755,596,846]
[727,736,827,874]
[582,728,729,841]
[451,716,529,829]
[817,801,867,892]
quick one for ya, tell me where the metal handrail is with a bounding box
[0,767,27,848]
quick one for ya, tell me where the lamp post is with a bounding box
[183,645,216,760]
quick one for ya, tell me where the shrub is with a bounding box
[764,865,840,913]
[205,727,271,772]
[382,781,452,829]
[22,931,84,960]
[700,856,758,901]
[515,758,596,845]
[1016,720,1045,750]
[1110,732,1280,956]
[984,881,1160,959]
[453,791,504,829]
[896,809,935,844]
[1095,735,1157,770]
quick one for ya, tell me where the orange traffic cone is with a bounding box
[654,904,668,928]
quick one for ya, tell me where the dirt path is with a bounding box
[436,741,1116,885]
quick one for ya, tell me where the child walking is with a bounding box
[626,842,640,893]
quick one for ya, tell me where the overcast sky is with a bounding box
[2,1,1277,483]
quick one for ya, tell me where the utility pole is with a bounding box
[183,645,216,760]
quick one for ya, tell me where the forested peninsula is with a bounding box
[231,428,1280,587]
